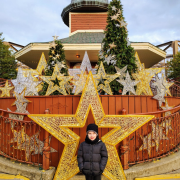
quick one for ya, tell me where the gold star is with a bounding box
[28,72,154,180]
[53,35,59,41]
[132,69,153,95]
[56,54,60,59]
[109,42,117,49]
[12,88,31,106]
[51,50,55,54]
[110,14,119,20]
[50,41,57,49]
[133,52,163,95]
[162,75,174,96]
[40,64,73,95]
[0,80,14,97]
[93,62,119,95]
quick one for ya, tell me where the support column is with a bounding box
[43,109,50,170]
[120,108,129,170]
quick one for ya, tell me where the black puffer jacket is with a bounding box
[77,140,108,176]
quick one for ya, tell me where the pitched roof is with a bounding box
[59,32,105,44]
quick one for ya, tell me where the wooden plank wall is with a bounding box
[0,95,180,167]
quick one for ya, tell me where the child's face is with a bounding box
[88,131,97,141]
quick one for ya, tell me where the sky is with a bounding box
[0,0,180,47]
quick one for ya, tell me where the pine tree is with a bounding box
[40,38,69,95]
[0,33,17,79]
[97,0,137,94]
[167,52,180,80]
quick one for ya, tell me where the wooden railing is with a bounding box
[0,96,180,170]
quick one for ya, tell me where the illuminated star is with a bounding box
[109,42,117,49]
[115,65,128,79]
[40,64,73,95]
[50,41,57,49]
[51,50,55,54]
[53,35,59,41]
[161,99,174,116]
[162,75,174,96]
[72,71,87,95]
[56,54,60,59]
[139,134,156,156]
[110,14,119,20]
[117,71,139,95]
[28,72,154,180]
[153,91,165,107]
[12,88,31,106]
[111,6,117,11]
[104,54,117,65]
[12,67,27,94]
[0,80,14,97]
[93,62,119,95]
[139,121,168,155]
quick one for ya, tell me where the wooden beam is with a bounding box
[163,43,172,51]
[156,41,173,48]
[173,41,178,55]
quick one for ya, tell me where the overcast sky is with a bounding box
[0,0,179,47]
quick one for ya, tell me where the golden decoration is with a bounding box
[40,64,73,95]
[72,71,87,95]
[139,121,169,156]
[28,72,154,180]
[10,128,57,161]
[162,75,174,96]
[12,88,31,106]
[153,91,166,107]
[50,41,57,49]
[161,99,174,116]
[132,69,153,95]
[0,80,14,97]
[133,52,162,95]
[109,42,117,49]
[93,62,119,95]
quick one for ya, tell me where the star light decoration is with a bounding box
[115,65,128,80]
[104,54,117,65]
[0,80,14,97]
[117,71,139,95]
[72,71,87,95]
[153,74,174,106]
[8,89,31,128]
[10,128,57,161]
[132,52,163,95]
[139,121,169,156]
[12,68,27,94]
[93,62,119,95]
[40,64,73,96]
[109,42,117,49]
[28,72,154,180]
[68,51,96,94]
[161,99,174,116]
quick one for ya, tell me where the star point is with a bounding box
[0,80,14,97]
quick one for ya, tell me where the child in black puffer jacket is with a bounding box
[77,124,108,180]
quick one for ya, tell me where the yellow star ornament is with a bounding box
[93,62,119,95]
[28,72,154,180]
[0,80,14,97]
[133,52,163,95]
[40,64,73,95]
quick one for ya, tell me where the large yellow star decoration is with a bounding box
[93,62,119,95]
[28,72,154,180]
[132,52,163,95]
[40,64,73,96]
[0,80,14,97]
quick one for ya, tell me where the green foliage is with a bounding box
[40,40,69,95]
[167,52,180,80]
[0,33,17,79]
[97,0,137,94]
